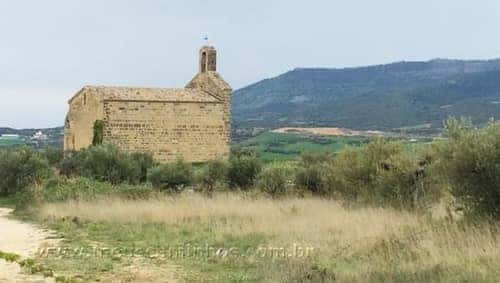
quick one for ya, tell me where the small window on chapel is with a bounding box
[83,94,87,105]
[201,52,207,73]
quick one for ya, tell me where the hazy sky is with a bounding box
[1,0,500,128]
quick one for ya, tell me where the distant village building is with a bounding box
[31,131,48,141]
[64,46,232,163]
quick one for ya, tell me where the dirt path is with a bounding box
[0,208,56,283]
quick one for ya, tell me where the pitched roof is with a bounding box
[71,86,221,103]
[186,72,232,94]
[206,72,232,91]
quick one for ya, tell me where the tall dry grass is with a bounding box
[39,194,418,247]
[38,193,500,281]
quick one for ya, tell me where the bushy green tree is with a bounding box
[326,139,440,209]
[295,164,327,195]
[228,155,262,189]
[130,152,156,183]
[438,118,500,219]
[79,144,140,184]
[59,144,154,184]
[293,151,332,195]
[200,159,228,194]
[0,147,52,196]
[41,147,64,166]
[258,164,292,197]
[300,151,333,166]
[59,150,86,177]
[147,160,193,191]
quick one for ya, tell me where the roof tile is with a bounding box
[81,86,220,103]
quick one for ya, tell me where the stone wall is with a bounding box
[185,72,232,149]
[64,89,104,151]
[102,100,230,163]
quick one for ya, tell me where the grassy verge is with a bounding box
[37,219,269,281]
[0,250,78,282]
[0,196,17,208]
[25,194,500,282]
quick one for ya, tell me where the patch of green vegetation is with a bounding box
[0,138,26,147]
[36,218,271,281]
[0,250,21,262]
[0,196,17,208]
[0,249,76,281]
[92,120,105,146]
[235,132,371,162]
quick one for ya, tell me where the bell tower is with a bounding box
[199,46,217,73]
[186,44,232,156]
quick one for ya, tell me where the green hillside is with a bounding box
[233,59,500,131]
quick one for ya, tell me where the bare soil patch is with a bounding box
[272,127,385,137]
[0,208,57,283]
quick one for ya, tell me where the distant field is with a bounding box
[0,135,63,149]
[234,131,433,162]
[234,131,372,161]
[0,139,25,147]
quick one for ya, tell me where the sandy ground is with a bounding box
[272,127,385,137]
[0,208,56,283]
[0,207,184,282]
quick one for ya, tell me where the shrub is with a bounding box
[326,139,440,209]
[17,177,155,206]
[130,152,156,183]
[437,119,500,219]
[300,151,333,166]
[59,150,86,177]
[230,147,258,158]
[324,147,366,200]
[37,177,116,203]
[228,155,262,189]
[373,148,440,209]
[148,160,193,191]
[41,147,64,166]
[0,147,52,196]
[293,152,330,195]
[295,164,327,195]
[78,144,141,184]
[258,164,292,197]
[200,159,228,193]
[59,144,155,185]
[325,140,402,201]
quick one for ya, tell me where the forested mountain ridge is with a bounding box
[233,59,500,131]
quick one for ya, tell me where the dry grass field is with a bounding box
[37,193,500,282]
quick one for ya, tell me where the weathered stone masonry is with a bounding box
[64,46,232,163]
